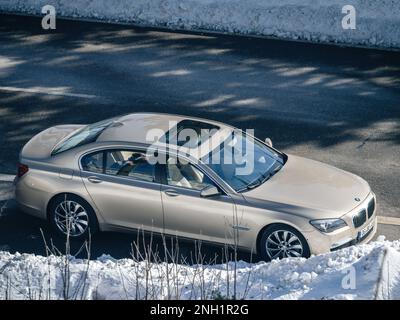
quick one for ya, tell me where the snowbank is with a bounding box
[0,175,14,203]
[0,0,399,49]
[1,239,400,300]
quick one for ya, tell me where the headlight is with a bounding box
[310,219,347,233]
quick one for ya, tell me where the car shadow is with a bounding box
[0,200,258,264]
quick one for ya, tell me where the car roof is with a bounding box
[96,112,232,144]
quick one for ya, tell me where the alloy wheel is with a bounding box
[265,230,304,259]
[54,200,89,237]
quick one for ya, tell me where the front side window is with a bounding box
[105,150,155,183]
[166,157,214,191]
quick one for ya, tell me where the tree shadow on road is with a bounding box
[0,14,399,258]
[0,14,399,171]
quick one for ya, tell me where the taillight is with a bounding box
[17,163,29,178]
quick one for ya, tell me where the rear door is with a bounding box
[80,148,164,233]
[160,156,236,245]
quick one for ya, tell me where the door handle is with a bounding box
[164,189,179,197]
[88,176,103,184]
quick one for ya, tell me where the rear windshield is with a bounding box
[51,118,116,156]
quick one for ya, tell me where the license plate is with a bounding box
[358,221,374,239]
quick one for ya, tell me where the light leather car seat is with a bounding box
[167,161,192,188]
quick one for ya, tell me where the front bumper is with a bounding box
[303,193,377,255]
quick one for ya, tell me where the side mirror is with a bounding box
[200,185,220,198]
[265,137,273,148]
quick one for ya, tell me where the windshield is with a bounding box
[202,132,285,192]
[52,118,116,155]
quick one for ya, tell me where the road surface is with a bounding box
[0,14,399,260]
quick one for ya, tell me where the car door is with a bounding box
[80,148,164,233]
[160,156,236,245]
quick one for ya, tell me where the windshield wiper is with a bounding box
[246,180,262,189]
[243,167,281,191]
[234,176,254,193]
[260,172,272,183]
[243,172,268,190]
[236,165,283,192]
[259,165,282,184]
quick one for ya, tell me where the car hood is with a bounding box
[21,125,85,160]
[242,154,371,218]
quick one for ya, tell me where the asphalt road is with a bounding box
[0,14,399,260]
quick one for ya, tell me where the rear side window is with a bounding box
[52,118,116,156]
[81,152,104,174]
[105,150,155,183]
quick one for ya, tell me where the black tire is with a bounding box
[48,194,99,241]
[259,224,310,261]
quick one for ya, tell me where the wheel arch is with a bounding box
[46,192,97,221]
[255,222,310,256]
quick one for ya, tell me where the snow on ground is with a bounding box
[0,0,399,49]
[0,176,14,218]
[0,177,399,299]
[0,239,399,300]
[0,185,13,202]
[0,175,14,203]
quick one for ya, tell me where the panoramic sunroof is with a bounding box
[160,120,220,148]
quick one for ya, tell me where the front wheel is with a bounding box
[259,224,310,261]
[48,194,99,240]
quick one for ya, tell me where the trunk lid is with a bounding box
[20,125,85,160]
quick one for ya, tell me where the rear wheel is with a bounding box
[48,194,98,240]
[259,224,310,261]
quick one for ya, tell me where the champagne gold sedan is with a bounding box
[15,113,377,261]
